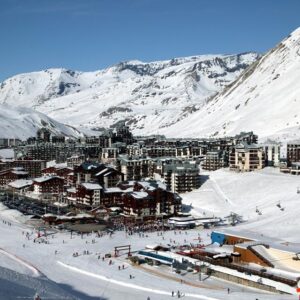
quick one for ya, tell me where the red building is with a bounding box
[0,168,29,187]
[42,166,73,185]
[33,176,64,195]
[122,181,182,218]
[76,183,102,207]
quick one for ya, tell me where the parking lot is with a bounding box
[0,190,69,217]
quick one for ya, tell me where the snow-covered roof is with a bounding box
[103,171,112,177]
[130,191,150,199]
[8,179,33,189]
[81,183,102,190]
[104,187,133,194]
[109,207,122,212]
[34,176,63,183]
[67,187,76,193]
[0,148,14,159]
[11,170,28,175]
[43,213,56,217]
[95,168,109,176]
[56,213,93,220]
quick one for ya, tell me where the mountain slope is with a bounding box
[163,27,300,141]
[0,53,259,134]
[0,104,82,139]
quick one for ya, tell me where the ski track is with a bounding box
[209,175,235,206]
[0,248,41,277]
[57,261,220,300]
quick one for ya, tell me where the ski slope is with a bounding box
[0,186,298,300]
[182,167,300,242]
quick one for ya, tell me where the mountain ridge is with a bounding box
[162,27,300,142]
[0,103,82,139]
[0,52,259,136]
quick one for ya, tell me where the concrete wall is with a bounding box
[208,268,281,294]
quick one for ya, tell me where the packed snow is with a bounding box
[181,167,300,242]
[0,167,300,300]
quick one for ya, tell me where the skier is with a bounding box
[34,293,41,300]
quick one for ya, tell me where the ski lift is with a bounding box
[293,252,300,261]
[256,206,262,215]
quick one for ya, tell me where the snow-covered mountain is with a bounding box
[163,27,300,141]
[0,53,258,134]
[2,28,299,141]
[0,104,82,139]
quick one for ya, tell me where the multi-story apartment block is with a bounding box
[0,159,46,178]
[76,183,102,207]
[122,181,182,218]
[51,135,66,144]
[126,143,147,157]
[0,138,21,148]
[67,155,85,168]
[113,121,135,145]
[74,162,123,189]
[163,162,200,193]
[33,176,64,195]
[42,166,73,186]
[287,141,300,166]
[0,168,29,187]
[229,143,265,172]
[101,147,119,164]
[117,155,153,181]
[202,151,227,171]
[37,128,51,142]
[99,134,112,148]
[234,131,258,145]
[262,143,280,167]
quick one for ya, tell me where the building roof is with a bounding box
[138,180,167,191]
[81,183,102,190]
[235,142,261,150]
[8,179,33,189]
[67,187,76,193]
[104,187,133,193]
[95,168,109,176]
[11,170,28,175]
[130,191,150,199]
[34,176,63,183]
[164,163,199,174]
[0,148,14,159]
[80,162,101,171]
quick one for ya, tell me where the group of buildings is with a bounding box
[1,125,300,222]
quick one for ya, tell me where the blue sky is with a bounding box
[0,0,299,81]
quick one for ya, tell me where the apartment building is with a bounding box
[163,162,200,193]
[202,151,227,171]
[229,143,265,172]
